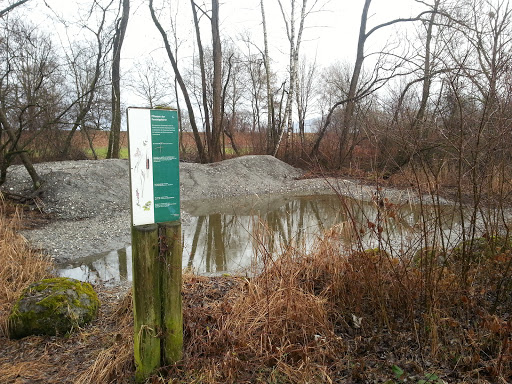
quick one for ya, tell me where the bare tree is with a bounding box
[60,0,114,159]
[0,18,61,188]
[128,58,175,109]
[310,0,434,164]
[380,0,443,177]
[295,55,318,150]
[260,0,276,154]
[186,1,223,162]
[190,0,212,159]
[210,0,223,161]
[272,0,308,157]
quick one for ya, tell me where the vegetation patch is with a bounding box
[450,235,512,264]
[85,147,129,160]
[0,203,53,337]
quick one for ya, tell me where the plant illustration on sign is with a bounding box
[131,140,151,209]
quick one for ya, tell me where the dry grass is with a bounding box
[161,231,512,383]
[0,198,54,337]
[74,292,134,384]
[1,193,512,383]
[0,197,135,384]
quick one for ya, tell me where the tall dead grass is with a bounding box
[2,188,511,383]
[160,218,512,383]
[74,292,134,384]
[11,217,507,383]
[0,198,54,336]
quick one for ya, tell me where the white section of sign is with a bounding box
[128,108,155,226]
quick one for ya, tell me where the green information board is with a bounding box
[127,107,180,226]
[151,110,180,223]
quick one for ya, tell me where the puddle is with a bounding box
[58,247,133,285]
[57,194,466,284]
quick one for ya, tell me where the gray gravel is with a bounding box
[1,155,414,262]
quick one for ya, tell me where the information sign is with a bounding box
[127,107,180,226]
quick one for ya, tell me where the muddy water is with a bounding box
[57,194,463,285]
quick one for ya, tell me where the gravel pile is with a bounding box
[4,159,130,220]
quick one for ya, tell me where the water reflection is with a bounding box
[57,194,465,284]
[58,247,133,285]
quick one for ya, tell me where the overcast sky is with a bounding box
[32,0,425,109]
[121,0,423,71]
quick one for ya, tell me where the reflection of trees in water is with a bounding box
[181,195,469,275]
[59,195,473,282]
[83,264,100,284]
[211,214,227,272]
[59,248,133,284]
[190,213,232,273]
[185,197,346,273]
[187,216,205,269]
[118,248,128,281]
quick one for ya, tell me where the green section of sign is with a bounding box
[150,109,180,223]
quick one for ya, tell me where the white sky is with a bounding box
[122,0,423,68]
[118,0,424,106]
[16,0,425,111]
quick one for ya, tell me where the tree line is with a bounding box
[0,0,511,197]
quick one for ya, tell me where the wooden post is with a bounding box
[132,224,161,382]
[128,107,183,382]
[159,221,183,363]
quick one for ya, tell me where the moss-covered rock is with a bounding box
[8,277,100,339]
[363,248,390,259]
[412,247,447,267]
[450,236,512,264]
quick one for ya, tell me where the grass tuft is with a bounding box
[2,194,512,383]
[0,202,54,337]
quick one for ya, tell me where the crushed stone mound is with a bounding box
[2,156,303,220]
[3,159,130,220]
[180,155,303,200]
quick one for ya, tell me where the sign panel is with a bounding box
[127,107,180,226]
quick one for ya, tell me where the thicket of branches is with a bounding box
[0,0,511,197]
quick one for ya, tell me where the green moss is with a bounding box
[413,247,447,268]
[8,277,100,339]
[363,248,390,259]
[450,236,512,264]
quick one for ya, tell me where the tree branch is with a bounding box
[0,0,30,18]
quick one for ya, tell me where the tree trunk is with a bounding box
[337,0,371,165]
[383,0,440,178]
[0,0,30,17]
[273,0,308,158]
[414,0,439,127]
[108,0,130,159]
[0,108,42,189]
[260,0,275,154]
[190,0,212,160]
[82,124,98,160]
[211,0,223,162]
[149,0,206,163]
